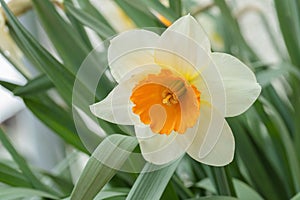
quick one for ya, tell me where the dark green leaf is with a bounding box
[228,118,288,200]
[0,162,31,188]
[274,0,300,67]
[114,0,160,27]
[13,74,53,96]
[65,2,116,39]
[169,0,182,18]
[0,80,19,91]
[209,166,236,197]
[32,0,90,74]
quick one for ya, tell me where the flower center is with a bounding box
[130,69,201,135]
[162,89,178,105]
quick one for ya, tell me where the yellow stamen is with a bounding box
[162,89,178,105]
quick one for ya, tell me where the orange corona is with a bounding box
[130,69,201,135]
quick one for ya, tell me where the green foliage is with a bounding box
[0,0,300,199]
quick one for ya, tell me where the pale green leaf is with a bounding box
[70,135,138,200]
[0,187,58,200]
[196,178,263,200]
[94,188,129,200]
[126,158,181,200]
[188,197,238,200]
[291,193,300,200]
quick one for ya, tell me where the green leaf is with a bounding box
[31,0,90,74]
[196,178,264,200]
[23,97,89,154]
[171,174,194,199]
[291,193,300,200]
[114,0,160,27]
[257,67,289,87]
[0,162,31,188]
[209,167,236,197]
[70,135,138,200]
[169,0,182,18]
[94,188,130,200]
[187,197,238,200]
[161,181,180,200]
[141,0,177,21]
[126,158,181,200]
[65,2,116,39]
[228,118,288,200]
[0,80,19,91]
[233,179,264,200]
[0,128,59,197]
[42,172,74,196]
[274,0,300,67]
[1,0,75,104]
[0,187,58,200]
[260,98,300,192]
[64,0,94,51]
[13,74,53,96]
[75,0,116,33]
[256,62,300,87]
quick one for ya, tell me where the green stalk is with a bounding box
[210,166,237,197]
[172,175,194,199]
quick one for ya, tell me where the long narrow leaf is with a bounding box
[0,128,59,197]
[13,74,53,96]
[65,2,116,39]
[114,0,160,27]
[32,0,90,74]
[23,97,89,154]
[0,187,58,200]
[274,0,300,67]
[1,0,74,104]
[0,162,31,188]
[229,118,288,200]
[70,135,138,200]
[126,158,181,200]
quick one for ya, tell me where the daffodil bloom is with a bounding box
[90,14,261,166]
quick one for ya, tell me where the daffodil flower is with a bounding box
[90,14,261,166]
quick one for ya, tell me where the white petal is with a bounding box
[90,65,161,125]
[154,30,227,118]
[135,125,185,165]
[192,58,226,117]
[154,30,211,81]
[212,53,261,117]
[90,82,137,125]
[108,30,159,82]
[164,14,210,52]
[187,120,235,166]
[185,104,227,159]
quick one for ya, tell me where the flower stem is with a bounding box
[172,175,194,198]
[210,166,237,197]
